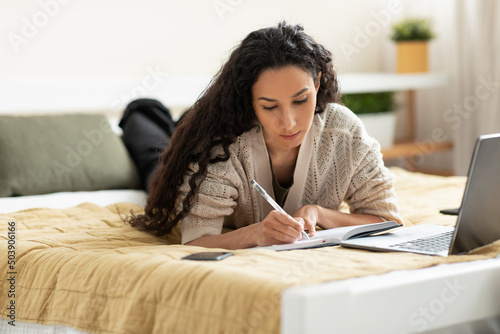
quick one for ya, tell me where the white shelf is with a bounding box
[338,72,448,94]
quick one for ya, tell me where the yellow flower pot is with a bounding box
[396,41,429,73]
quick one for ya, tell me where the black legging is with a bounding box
[119,99,176,191]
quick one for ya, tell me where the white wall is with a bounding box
[1,0,403,80]
[3,0,456,172]
[3,0,464,174]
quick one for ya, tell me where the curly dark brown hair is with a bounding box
[128,21,341,236]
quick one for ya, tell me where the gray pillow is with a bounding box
[0,114,141,197]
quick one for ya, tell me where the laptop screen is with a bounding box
[450,133,500,255]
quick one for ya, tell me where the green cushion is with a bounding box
[0,114,141,197]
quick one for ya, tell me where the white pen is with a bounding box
[250,180,310,240]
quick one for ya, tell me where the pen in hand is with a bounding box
[250,180,310,241]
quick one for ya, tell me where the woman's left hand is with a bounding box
[291,205,322,237]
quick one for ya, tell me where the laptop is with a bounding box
[341,133,500,256]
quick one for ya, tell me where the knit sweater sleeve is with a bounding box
[179,152,242,244]
[339,107,402,224]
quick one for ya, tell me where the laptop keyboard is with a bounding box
[390,231,454,253]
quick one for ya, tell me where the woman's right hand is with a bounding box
[252,210,305,246]
[186,211,306,249]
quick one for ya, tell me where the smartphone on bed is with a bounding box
[181,252,233,261]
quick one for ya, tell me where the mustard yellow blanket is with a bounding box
[1,168,500,333]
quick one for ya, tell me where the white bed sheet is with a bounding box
[0,189,147,214]
[0,319,89,334]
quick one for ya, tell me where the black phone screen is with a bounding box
[181,252,234,261]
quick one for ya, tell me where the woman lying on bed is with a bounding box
[120,21,402,249]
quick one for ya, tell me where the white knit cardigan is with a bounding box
[180,103,402,244]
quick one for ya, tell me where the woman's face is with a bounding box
[252,66,320,154]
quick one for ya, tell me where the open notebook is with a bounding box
[341,133,500,256]
[260,220,400,251]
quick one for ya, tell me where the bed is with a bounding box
[1,80,500,334]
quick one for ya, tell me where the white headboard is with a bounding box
[0,75,213,119]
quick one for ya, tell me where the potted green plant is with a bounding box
[391,17,435,73]
[342,92,396,149]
